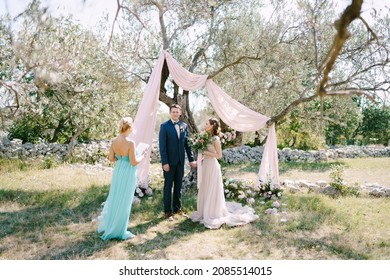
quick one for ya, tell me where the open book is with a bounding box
[136,142,150,155]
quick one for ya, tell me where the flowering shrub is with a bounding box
[188,132,212,153]
[132,182,153,205]
[258,177,287,222]
[258,178,284,201]
[220,128,237,148]
[223,175,288,223]
[223,178,257,205]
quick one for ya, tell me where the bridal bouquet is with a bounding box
[188,132,211,153]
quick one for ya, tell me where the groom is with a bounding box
[159,104,196,220]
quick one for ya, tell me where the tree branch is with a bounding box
[317,0,363,94]
[208,55,264,79]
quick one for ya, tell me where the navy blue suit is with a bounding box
[159,119,195,213]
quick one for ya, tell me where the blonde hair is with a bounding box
[119,117,133,133]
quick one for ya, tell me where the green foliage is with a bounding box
[324,98,362,146]
[329,165,360,197]
[42,156,59,169]
[8,115,48,143]
[277,110,325,150]
[2,6,139,143]
[359,105,390,145]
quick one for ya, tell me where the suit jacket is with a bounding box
[159,119,195,166]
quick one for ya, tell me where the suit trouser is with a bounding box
[163,163,184,213]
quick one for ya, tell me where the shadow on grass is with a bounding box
[0,184,206,260]
[0,185,115,259]
[125,218,207,259]
[119,187,208,259]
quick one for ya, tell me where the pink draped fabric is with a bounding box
[258,124,279,185]
[132,50,279,188]
[164,51,208,91]
[128,53,165,187]
[205,80,270,131]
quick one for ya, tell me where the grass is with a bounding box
[224,158,390,187]
[0,158,389,260]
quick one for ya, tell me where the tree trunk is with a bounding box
[158,60,199,134]
[66,126,86,159]
[254,131,262,146]
[51,117,67,143]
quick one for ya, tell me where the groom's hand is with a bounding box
[163,164,170,172]
[189,161,197,168]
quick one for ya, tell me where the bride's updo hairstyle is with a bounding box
[119,117,133,133]
[208,118,221,136]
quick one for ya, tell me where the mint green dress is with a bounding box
[98,155,137,240]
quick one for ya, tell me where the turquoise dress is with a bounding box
[98,154,137,240]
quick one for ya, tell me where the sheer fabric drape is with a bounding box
[131,50,279,188]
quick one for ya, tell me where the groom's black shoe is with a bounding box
[174,209,189,218]
[165,212,174,221]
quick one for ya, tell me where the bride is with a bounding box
[190,117,259,229]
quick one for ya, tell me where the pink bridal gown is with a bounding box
[190,136,259,229]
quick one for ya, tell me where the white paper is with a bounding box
[136,142,150,155]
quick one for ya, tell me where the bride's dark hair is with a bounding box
[208,118,221,136]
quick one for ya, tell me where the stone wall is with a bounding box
[1,136,389,164]
[222,145,390,164]
[2,137,389,197]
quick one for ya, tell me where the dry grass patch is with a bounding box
[1,160,112,191]
[223,158,390,187]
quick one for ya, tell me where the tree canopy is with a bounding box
[1,0,389,150]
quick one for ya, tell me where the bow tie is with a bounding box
[173,122,179,126]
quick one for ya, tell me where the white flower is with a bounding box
[265,208,278,215]
[132,197,141,205]
[272,201,280,208]
[145,188,153,196]
[280,217,287,223]
[247,198,255,205]
[226,132,232,141]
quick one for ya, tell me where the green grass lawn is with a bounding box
[0,158,389,260]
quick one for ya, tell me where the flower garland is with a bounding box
[223,176,288,223]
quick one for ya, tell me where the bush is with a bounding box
[329,165,360,197]
[8,115,48,144]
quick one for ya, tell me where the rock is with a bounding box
[316,180,328,187]
[319,186,339,197]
